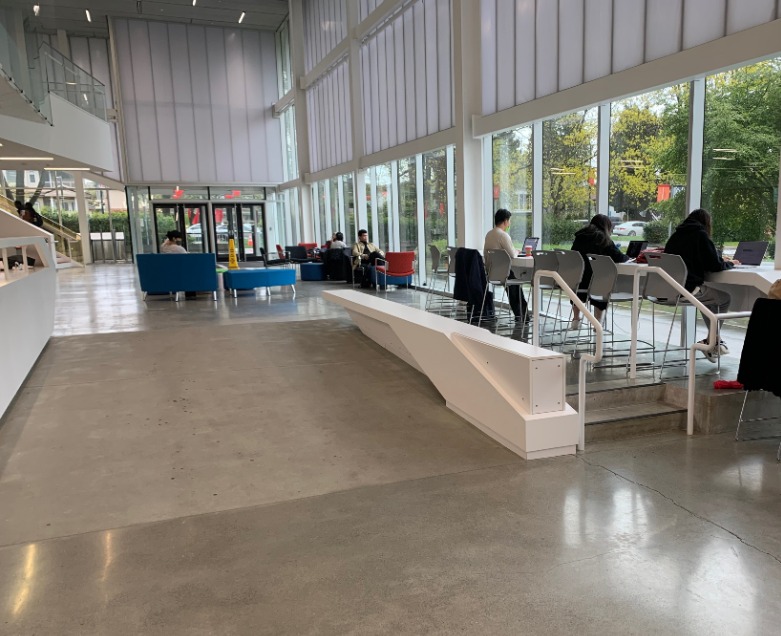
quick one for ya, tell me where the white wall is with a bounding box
[306,59,352,172]
[479,0,780,117]
[112,18,283,185]
[0,94,115,172]
[360,0,454,156]
[302,0,347,73]
[69,36,123,182]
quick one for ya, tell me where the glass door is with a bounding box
[212,203,267,261]
[153,203,207,253]
[241,203,266,260]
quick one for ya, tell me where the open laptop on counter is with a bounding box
[732,241,769,268]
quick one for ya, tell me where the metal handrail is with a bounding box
[532,269,603,451]
[642,265,752,435]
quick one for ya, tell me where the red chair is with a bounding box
[374,251,416,293]
[299,242,318,259]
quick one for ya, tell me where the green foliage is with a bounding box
[769,240,776,259]
[543,215,581,247]
[642,220,670,246]
[39,209,131,236]
[542,111,598,218]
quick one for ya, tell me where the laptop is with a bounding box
[733,241,768,267]
[625,240,648,259]
[522,237,540,251]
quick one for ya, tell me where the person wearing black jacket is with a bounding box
[664,208,738,360]
[570,214,628,327]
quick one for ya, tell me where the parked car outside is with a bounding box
[613,221,647,237]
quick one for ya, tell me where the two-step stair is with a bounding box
[566,382,687,442]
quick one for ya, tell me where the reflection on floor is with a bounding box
[1,263,779,634]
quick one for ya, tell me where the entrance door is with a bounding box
[212,203,266,262]
[153,203,208,253]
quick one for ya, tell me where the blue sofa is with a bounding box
[136,253,219,301]
[223,268,296,297]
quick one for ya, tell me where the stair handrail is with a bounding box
[532,269,603,452]
[642,266,752,436]
[41,216,80,242]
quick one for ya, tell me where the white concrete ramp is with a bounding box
[323,290,578,460]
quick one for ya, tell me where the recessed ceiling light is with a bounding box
[0,156,55,161]
[238,11,245,23]
[192,0,196,5]
[85,9,91,22]
[33,4,40,16]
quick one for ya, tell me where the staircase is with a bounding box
[567,383,687,442]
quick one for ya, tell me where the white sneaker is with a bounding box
[569,319,581,331]
[699,339,729,363]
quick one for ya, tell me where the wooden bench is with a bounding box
[223,268,296,298]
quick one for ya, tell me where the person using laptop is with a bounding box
[569,214,628,329]
[484,208,528,321]
[664,208,739,361]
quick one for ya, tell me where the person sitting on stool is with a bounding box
[352,229,384,288]
[484,209,528,321]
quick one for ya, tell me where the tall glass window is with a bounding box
[423,148,449,274]
[342,173,355,243]
[329,177,340,238]
[126,186,153,254]
[398,157,418,254]
[492,126,533,248]
[276,21,292,97]
[281,106,298,182]
[541,109,598,248]
[702,60,780,257]
[374,164,392,249]
[611,84,689,247]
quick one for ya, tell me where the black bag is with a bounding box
[32,211,44,227]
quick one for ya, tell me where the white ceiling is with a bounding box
[4,0,290,37]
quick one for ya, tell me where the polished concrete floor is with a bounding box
[1,264,780,634]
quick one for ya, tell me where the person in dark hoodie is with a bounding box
[570,214,628,328]
[664,208,738,360]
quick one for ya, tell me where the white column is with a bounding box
[74,176,93,265]
[346,0,365,163]
[686,78,706,214]
[532,121,543,240]
[597,103,611,216]
[452,0,483,248]
[289,0,314,242]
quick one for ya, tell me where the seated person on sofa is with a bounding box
[160,230,187,254]
[160,230,195,297]
[352,229,385,288]
[330,232,347,250]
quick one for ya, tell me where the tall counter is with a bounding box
[1,236,56,419]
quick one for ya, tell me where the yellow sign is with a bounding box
[228,237,239,270]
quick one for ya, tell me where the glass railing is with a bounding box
[0,20,51,122]
[37,42,107,121]
[0,21,106,123]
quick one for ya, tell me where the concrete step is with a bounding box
[566,383,686,442]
